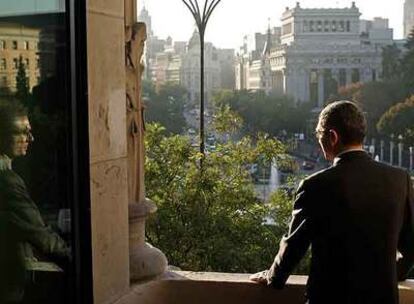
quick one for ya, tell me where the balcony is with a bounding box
[115,272,414,304]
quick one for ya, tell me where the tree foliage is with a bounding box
[377,95,414,144]
[382,44,402,81]
[336,81,407,136]
[213,90,312,137]
[15,56,30,104]
[145,123,310,273]
[143,80,187,134]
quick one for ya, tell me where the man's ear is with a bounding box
[329,129,339,146]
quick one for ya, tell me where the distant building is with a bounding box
[404,0,414,38]
[150,30,235,107]
[138,6,168,80]
[235,26,281,92]
[153,51,182,88]
[360,17,393,47]
[0,23,40,92]
[181,30,221,107]
[216,48,235,90]
[236,2,391,108]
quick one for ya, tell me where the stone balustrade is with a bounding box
[115,271,414,304]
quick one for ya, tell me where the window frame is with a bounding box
[66,0,93,303]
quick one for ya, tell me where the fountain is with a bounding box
[268,158,280,194]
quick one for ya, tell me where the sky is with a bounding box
[138,0,406,49]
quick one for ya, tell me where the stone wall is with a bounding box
[87,0,130,303]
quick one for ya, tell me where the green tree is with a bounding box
[336,81,407,136]
[213,90,312,138]
[382,44,402,81]
[144,123,310,273]
[143,81,188,134]
[377,95,414,145]
[15,56,30,104]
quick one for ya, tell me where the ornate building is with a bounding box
[235,3,396,107]
[269,2,386,107]
[180,30,220,107]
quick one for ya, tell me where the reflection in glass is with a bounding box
[0,2,74,303]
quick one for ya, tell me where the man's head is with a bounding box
[316,100,367,161]
[0,100,33,159]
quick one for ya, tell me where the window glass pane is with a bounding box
[0,2,75,303]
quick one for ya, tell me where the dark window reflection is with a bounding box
[0,2,74,303]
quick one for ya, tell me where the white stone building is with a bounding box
[360,18,393,47]
[404,0,414,38]
[180,30,221,107]
[235,27,281,92]
[268,2,386,107]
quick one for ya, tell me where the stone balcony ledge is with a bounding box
[116,271,414,304]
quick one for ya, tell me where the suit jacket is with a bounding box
[267,151,414,304]
[0,169,70,303]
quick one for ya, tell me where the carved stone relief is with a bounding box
[124,16,167,281]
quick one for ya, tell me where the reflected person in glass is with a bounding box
[0,100,70,304]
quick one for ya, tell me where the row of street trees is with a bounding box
[143,80,187,134]
[334,29,414,146]
[213,90,313,139]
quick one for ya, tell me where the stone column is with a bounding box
[364,67,373,83]
[410,147,413,172]
[332,68,339,90]
[369,138,376,157]
[398,135,404,168]
[346,69,352,85]
[303,69,310,101]
[125,1,167,282]
[282,68,288,94]
[317,70,324,107]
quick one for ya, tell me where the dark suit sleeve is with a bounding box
[6,177,70,259]
[267,180,311,288]
[397,173,414,281]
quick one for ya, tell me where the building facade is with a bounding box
[150,29,235,108]
[269,2,386,107]
[235,3,396,107]
[0,23,40,92]
[360,17,394,47]
[235,27,281,92]
[404,0,414,38]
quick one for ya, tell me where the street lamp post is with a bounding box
[182,0,222,165]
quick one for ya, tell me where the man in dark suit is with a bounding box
[250,101,414,304]
[0,100,70,303]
